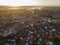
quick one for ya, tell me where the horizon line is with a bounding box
[0,5,60,7]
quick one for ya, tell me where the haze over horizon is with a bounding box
[0,0,60,6]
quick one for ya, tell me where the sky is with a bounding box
[0,0,60,6]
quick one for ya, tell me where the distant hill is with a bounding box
[0,6,60,10]
[0,6,60,16]
[42,7,60,11]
